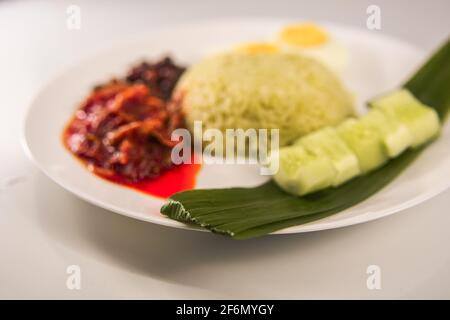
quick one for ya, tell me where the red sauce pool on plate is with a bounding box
[101,162,202,198]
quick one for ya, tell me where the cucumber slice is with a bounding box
[371,89,440,147]
[361,109,412,157]
[296,127,360,186]
[370,89,418,109]
[337,118,388,173]
[273,145,336,196]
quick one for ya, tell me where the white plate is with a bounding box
[23,19,450,235]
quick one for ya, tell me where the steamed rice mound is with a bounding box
[175,53,354,147]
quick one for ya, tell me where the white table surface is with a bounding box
[1,0,449,299]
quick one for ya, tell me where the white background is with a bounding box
[1,0,450,299]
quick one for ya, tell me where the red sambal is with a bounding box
[63,58,199,196]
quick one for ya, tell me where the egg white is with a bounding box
[278,39,349,74]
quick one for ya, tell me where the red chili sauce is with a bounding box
[63,58,200,198]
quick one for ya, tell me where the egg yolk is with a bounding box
[235,42,279,54]
[279,23,329,48]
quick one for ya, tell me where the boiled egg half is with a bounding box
[277,23,349,73]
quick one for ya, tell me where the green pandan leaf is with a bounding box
[161,38,450,239]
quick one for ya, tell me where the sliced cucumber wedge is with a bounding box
[337,118,388,173]
[371,89,440,147]
[370,89,418,109]
[273,145,336,196]
[296,127,360,187]
[361,109,412,157]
